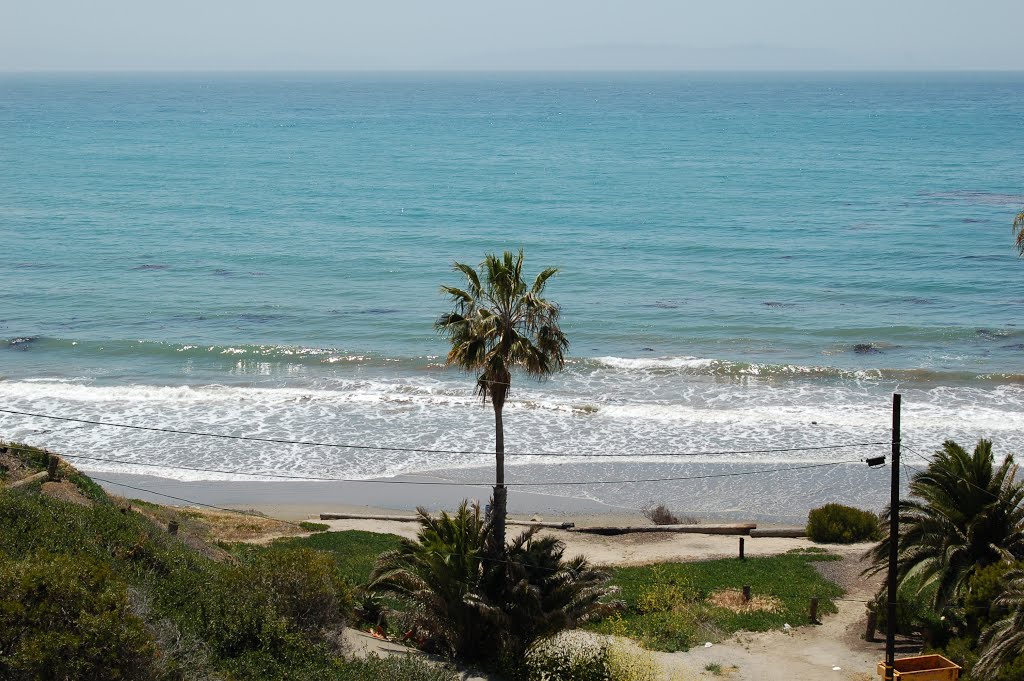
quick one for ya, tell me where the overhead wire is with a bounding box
[88,474,305,528]
[70,473,880,589]
[26,447,867,487]
[3,441,876,599]
[0,407,888,459]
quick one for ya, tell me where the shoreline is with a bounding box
[91,471,635,522]
[87,458,900,525]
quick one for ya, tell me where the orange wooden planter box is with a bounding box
[877,655,961,681]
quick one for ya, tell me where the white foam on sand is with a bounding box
[1,376,1021,512]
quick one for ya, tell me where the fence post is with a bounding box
[739,537,745,560]
[167,521,179,536]
[742,585,751,603]
[865,609,878,642]
[46,452,60,482]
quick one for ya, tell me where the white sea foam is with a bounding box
[595,356,717,370]
[1,376,1021,491]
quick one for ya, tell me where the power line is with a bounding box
[50,449,865,487]
[0,407,888,459]
[5,441,872,599]
[85,474,874,594]
[88,474,305,528]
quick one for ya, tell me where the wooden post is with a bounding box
[739,537,745,559]
[742,585,751,603]
[167,520,179,536]
[810,597,820,624]
[885,394,902,681]
[46,453,59,481]
[865,609,878,642]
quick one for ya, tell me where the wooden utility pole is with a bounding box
[884,393,902,681]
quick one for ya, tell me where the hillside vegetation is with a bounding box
[0,442,455,681]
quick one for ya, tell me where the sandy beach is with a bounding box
[88,455,898,526]
[91,471,630,522]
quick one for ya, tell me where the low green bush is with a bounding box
[243,546,355,636]
[806,503,881,543]
[0,553,158,681]
[337,654,460,681]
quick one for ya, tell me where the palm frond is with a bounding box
[1014,210,1024,257]
[867,439,1024,614]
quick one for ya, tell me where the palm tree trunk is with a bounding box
[492,399,507,551]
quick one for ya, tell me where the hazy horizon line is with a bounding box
[4,67,1024,74]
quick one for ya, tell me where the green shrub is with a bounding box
[807,503,881,543]
[337,654,460,681]
[243,546,354,636]
[0,553,157,681]
[873,574,939,638]
[0,468,449,681]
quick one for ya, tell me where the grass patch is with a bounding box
[704,662,723,675]
[127,497,162,510]
[591,548,843,651]
[300,521,330,532]
[256,530,404,584]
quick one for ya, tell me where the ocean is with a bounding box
[2,72,1022,520]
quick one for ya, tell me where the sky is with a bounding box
[2,0,1023,71]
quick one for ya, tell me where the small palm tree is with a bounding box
[367,501,618,665]
[1015,210,1024,256]
[867,440,1024,610]
[435,250,568,550]
[367,502,495,659]
[975,569,1024,680]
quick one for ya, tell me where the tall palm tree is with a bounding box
[975,569,1024,680]
[1015,210,1024,256]
[435,250,568,550]
[867,440,1024,610]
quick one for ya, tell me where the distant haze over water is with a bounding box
[2,73,1022,519]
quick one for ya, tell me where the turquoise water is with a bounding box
[1,73,1022,515]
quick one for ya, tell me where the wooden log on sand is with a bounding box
[319,512,574,530]
[749,527,806,538]
[320,513,419,522]
[571,523,756,536]
[7,470,49,490]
